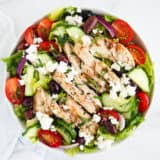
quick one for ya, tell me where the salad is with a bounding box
[3,7,154,154]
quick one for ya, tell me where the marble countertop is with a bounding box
[0,0,160,160]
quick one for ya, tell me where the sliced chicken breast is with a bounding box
[90,38,135,67]
[53,71,100,113]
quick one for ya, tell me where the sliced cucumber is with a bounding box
[23,124,40,143]
[55,124,72,144]
[26,118,38,128]
[128,68,149,92]
[101,93,137,112]
[66,27,84,42]
[55,118,77,139]
[38,53,53,64]
[48,7,65,21]
[23,65,35,96]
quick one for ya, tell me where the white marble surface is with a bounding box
[0,0,160,160]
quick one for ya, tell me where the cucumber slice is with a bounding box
[55,124,72,144]
[24,65,35,96]
[101,93,137,112]
[55,119,77,139]
[128,68,149,92]
[66,27,84,42]
[26,118,38,128]
[48,7,65,21]
[38,54,53,64]
[23,124,40,143]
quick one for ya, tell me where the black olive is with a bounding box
[24,109,35,120]
[76,137,85,145]
[56,54,69,64]
[23,96,33,108]
[78,10,94,21]
[49,80,61,94]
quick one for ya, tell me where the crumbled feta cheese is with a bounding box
[65,15,83,26]
[92,29,98,34]
[33,37,43,44]
[119,115,125,131]
[26,53,38,64]
[119,87,128,98]
[77,8,82,13]
[52,94,58,99]
[109,116,119,125]
[50,125,56,132]
[92,114,101,123]
[79,145,84,151]
[121,74,130,85]
[46,61,58,72]
[117,61,132,71]
[72,139,76,143]
[95,136,113,150]
[82,35,91,46]
[65,66,78,83]
[126,85,136,96]
[37,67,48,75]
[57,61,68,73]
[19,79,25,86]
[79,131,94,145]
[111,63,121,71]
[109,88,118,99]
[62,105,69,110]
[36,112,53,130]
[25,45,37,54]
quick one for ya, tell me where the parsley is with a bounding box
[57,34,69,45]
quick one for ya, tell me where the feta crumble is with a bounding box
[81,35,91,46]
[65,15,83,26]
[111,62,121,71]
[25,44,37,54]
[19,79,25,86]
[37,67,48,75]
[52,94,58,99]
[95,136,113,150]
[36,112,53,130]
[79,145,84,151]
[109,116,119,125]
[79,131,94,145]
[57,61,68,73]
[92,114,101,123]
[50,125,56,132]
[119,115,125,131]
[46,61,58,72]
[33,37,43,44]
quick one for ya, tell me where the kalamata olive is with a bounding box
[83,16,98,33]
[76,137,85,145]
[56,54,69,64]
[23,96,33,107]
[49,80,61,94]
[24,109,35,120]
[79,10,94,21]
[101,119,118,134]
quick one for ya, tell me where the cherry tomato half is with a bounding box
[37,18,53,40]
[136,91,149,113]
[38,130,62,148]
[127,44,146,64]
[24,25,37,44]
[112,19,134,44]
[38,41,59,52]
[99,109,120,121]
[5,77,24,104]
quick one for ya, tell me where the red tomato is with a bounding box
[5,77,24,104]
[37,18,53,40]
[99,109,120,121]
[24,25,37,44]
[127,44,146,64]
[38,130,62,148]
[38,41,59,52]
[112,19,134,44]
[136,91,149,113]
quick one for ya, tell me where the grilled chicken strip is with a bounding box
[90,38,135,67]
[79,121,99,136]
[72,43,120,84]
[64,42,107,93]
[33,88,90,125]
[53,71,100,113]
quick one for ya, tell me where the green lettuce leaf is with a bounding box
[2,51,23,76]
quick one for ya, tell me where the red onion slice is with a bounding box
[16,54,27,77]
[96,15,115,38]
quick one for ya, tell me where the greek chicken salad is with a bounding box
[3,7,154,154]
